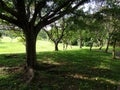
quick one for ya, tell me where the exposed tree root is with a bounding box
[23,67,34,84]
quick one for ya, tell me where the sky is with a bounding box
[82,0,105,14]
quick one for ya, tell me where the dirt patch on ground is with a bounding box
[0,66,22,75]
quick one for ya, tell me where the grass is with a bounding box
[0,49,120,90]
[0,37,120,90]
[0,36,77,54]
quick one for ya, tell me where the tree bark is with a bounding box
[23,28,38,83]
[25,31,37,68]
[55,42,59,51]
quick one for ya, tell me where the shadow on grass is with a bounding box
[0,49,120,90]
[0,53,25,67]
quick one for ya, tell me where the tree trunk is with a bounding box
[90,42,93,51]
[112,39,116,59]
[24,29,38,83]
[99,40,103,50]
[79,36,82,48]
[105,35,111,53]
[99,45,103,50]
[63,42,65,50]
[25,33,37,68]
[55,42,59,51]
[90,45,93,51]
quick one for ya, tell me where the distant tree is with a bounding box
[83,14,105,51]
[62,29,75,50]
[0,32,2,38]
[110,8,120,58]
[44,18,66,51]
[66,10,88,48]
[111,31,120,59]
[97,0,120,53]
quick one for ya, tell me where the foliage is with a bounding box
[37,30,48,40]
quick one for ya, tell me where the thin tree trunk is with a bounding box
[90,42,93,51]
[63,42,65,50]
[99,45,103,50]
[65,42,68,50]
[112,39,116,59]
[105,35,110,53]
[79,36,82,48]
[90,44,93,51]
[55,42,59,51]
[99,40,103,50]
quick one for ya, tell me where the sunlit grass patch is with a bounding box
[0,36,77,54]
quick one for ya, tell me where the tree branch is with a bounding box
[26,0,33,20]
[15,0,27,23]
[0,14,22,28]
[46,0,89,25]
[0,0,18,18]
[72,0,88,11]
[35,0,89,34]
[43,0,74,20]
[30,1,46,25]
[43,28,55,41]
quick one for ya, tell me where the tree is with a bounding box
[110,7,120,58]
[66,10,88,48]
[62,28,75,50]
[111,31,120,59]
[0,32,2,38]
[0,0,89,82]
[81,13,105,51]
[44,18,66,51]
[97,0,120,53]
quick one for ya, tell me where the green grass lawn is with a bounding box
[0,36,78,54]
[0,37,120,90]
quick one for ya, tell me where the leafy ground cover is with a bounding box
[0,49,120,90]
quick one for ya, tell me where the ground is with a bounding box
[0,37,120,90]
[0,49,120,90]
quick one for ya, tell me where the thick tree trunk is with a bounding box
[24,29,38,83]
[54,42,59,51]
[112,39,116,59]
[25,33,37,68]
